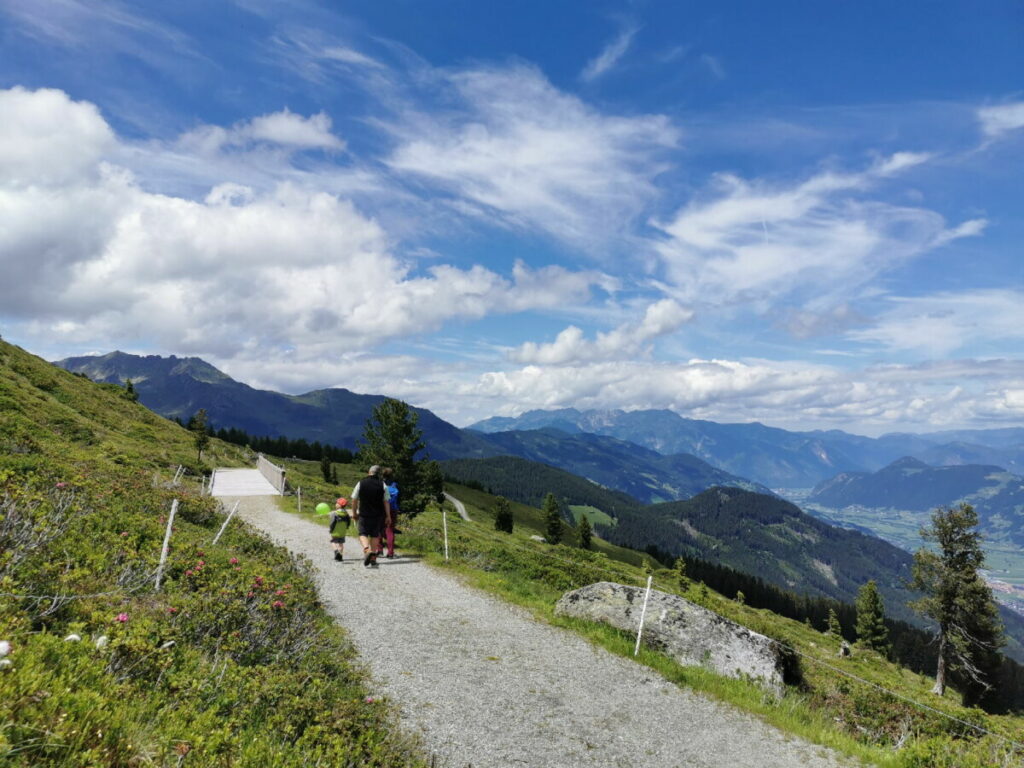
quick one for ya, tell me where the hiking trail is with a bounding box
[225,495,849,768]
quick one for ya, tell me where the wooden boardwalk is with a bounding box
[210,468,281,497]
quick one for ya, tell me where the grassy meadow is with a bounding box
[0,339,426,767]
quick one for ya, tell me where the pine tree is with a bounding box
[910,503,1004,698]
[577,514,592,549]
[827,607,842,639]
[542,492,562,544]
[187,408,210,462]
[124,378,138,402]
[494,496,514,533]
[855,580,890,654]
[357,398,437,516]
[673,557,689,591]
[320,455,332,483]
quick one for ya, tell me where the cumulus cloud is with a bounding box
[179,108,344,153]
[512,299,693,364]
[978,102,1024,139]
[652,157,985,309]
[0,87,601,360]
[580,24,638,82]
[385,64,678,251]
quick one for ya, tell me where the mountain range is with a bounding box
[471,408,1024,487]
[55,351,764,504]
[44,346,1024,661]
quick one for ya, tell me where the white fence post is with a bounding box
[442,504,449,561]
[212,500,240,545]
[634,575,654,656]
[297,486,302,514]
[155,499,179,591]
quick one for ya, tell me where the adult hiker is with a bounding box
[380,467,400,559]
[350,464,391,567]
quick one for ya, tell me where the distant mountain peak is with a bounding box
[885,456,931,471]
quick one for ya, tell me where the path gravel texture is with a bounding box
[227,495,850,768]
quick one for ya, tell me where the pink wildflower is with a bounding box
[364,696,376,704]
[168,607,178,614]
[120,531,129,537]
[115,613,129,623]
[184,570,194,577]
[55,482,67,489]
[275,589,285,596]
[229,557,238,565]
[272,600,284,609]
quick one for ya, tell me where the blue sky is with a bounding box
[1,1,1022,433]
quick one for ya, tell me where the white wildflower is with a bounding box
[64,634,82,642]
[0,641,10,657]
[94,635,109,650]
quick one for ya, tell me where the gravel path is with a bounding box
[443,492,471,521]
[228,495,850,768]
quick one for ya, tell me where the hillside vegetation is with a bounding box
[390,482,1024,767]
[0,339,424,767]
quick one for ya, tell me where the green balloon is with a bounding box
[315,502,331,515]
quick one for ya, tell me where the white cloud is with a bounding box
[0,86,115,185]
[322,45,384,69]
[848,289,1024,356]
[580,25,638,82]
[652,156,985,309]
[0,87,602,360]
[385,64,678,251]
[512,299,693,364]
[179,108,344,153]
[978,102,1024,139]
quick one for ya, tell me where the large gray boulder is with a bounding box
[554,582,794,694]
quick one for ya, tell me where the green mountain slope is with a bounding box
[609,487,917,618]
[440,455,643,518]
[0,338,424,766]
[56,350,496,461]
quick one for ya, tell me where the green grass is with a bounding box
[384,486,1024,768]
[568,504,615,527]
[0,339,426,767]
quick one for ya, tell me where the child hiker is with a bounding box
[329,497,350,562]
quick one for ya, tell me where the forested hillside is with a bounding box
[441,455,641,517]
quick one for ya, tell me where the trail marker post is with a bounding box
[442,504,449,561]
[634,575,653,656]
[155,499,179,591]
[212,501,240,545]
[297,487,302,514]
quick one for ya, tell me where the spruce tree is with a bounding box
[827,607,842,639]
[910,503,1004,698]
[542,492,562,544]
[855,580,890,654]
[494,496,514,533]
[358,398,438,516]
[673,557,689,591]
[187,408,210,462]
[320,454,332,483]
[577,514,592,549]
[124,378,139,402]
